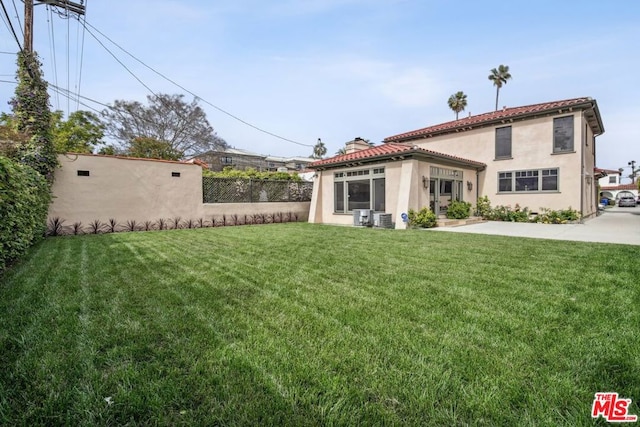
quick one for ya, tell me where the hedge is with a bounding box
[0,156,51,274]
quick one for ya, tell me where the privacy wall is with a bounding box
[49,154,309,225]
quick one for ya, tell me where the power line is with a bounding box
[0,0,23,51]
[81,23,157,96]
[47,6,61,109]
[66,0,70,115]
[74,0,87,111]
[81,19,313,148]
[10,0,22,37]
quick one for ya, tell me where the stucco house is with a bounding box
[195,147,312,172]
[308,97,604,229]
[596,169,638,201]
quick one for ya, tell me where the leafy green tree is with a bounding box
[127,137,182,160]
[0,113,28,158]
[488,64,512,111]
[101,93,227,158]
[51,110,106,153]
[447,91,468,120]
[9,51,57,179]
[312,138,327,159]
[203,166,301,181]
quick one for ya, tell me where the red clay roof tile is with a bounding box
[385,97,597,142]
[308,143,485,168]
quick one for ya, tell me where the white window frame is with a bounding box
[497,168,559,193]
[334,167,385,213]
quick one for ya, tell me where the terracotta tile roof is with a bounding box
[308,142,485,169]
[385,97,600,142]
[595,168,621,175]
[601,183,638,191]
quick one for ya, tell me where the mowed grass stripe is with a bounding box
[1,223,639,425]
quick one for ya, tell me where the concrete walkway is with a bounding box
[430,206,640,245]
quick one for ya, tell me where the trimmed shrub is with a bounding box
[532,208,581,224]
[489,204,531,222]
[407,207,437,228]
[446,200,472,219]
[0,156,51,273]
[476,196,492,218]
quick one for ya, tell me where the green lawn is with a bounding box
[1,223,638,426]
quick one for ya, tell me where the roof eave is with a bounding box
[309,149,486,171]
[386,99,605,142]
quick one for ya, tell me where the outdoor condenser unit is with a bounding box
[352,209,374,226]
[373,213,393,229]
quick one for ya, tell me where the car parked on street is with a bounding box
[618,195,637,207]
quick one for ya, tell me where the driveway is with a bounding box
[430,206,640,245]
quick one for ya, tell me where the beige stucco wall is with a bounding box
[49,154,311,226]
[50,154,204,224]
[308,158,479,229]
[412,112,593,214]
[202,202,310,222]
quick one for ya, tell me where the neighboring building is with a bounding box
[597,168,622,187]
[194,148,312,173]
[308,97,604,229]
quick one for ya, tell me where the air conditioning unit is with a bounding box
[373,213,393,228]
[352,209,373,226]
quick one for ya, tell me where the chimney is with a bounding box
[345,137,371,154]
[502,106,506,111]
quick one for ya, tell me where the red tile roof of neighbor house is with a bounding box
[308,142,486,169]
[385,97,603,142]
[601,183,638,191]
[596,168,621,175]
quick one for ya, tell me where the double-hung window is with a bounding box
[495,126,512,159]
[334,167,385,213]
[553,116,574,153]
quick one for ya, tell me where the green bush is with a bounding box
[407,207,437,228]
[476,196,492,218]
[489,204,531,222]
[0,156,51,273]
[203,166,301,181]
[532,208,581,224]
[446,200,471,219]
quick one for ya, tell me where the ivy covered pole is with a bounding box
[10,51,57,180]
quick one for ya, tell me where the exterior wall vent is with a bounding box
[77,170,90,176]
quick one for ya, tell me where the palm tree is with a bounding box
[336,147,347,155]
[488,64,512,111]
[447,91,468,120]
[312,138,327,159]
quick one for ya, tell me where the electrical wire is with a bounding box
[10,0,22,37]
[47,6,61,110]
[0,0,23,51]
[75,0,87,111]
[66,1,71,115]
[81,19,313,148]
[81,24,157,96]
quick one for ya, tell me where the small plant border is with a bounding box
[46,212,305,237]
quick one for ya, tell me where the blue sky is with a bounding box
[1,0,639,175]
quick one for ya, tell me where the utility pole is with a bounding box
[629,160,637,184]
[23,0,85,52]
[24,0,33,52]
